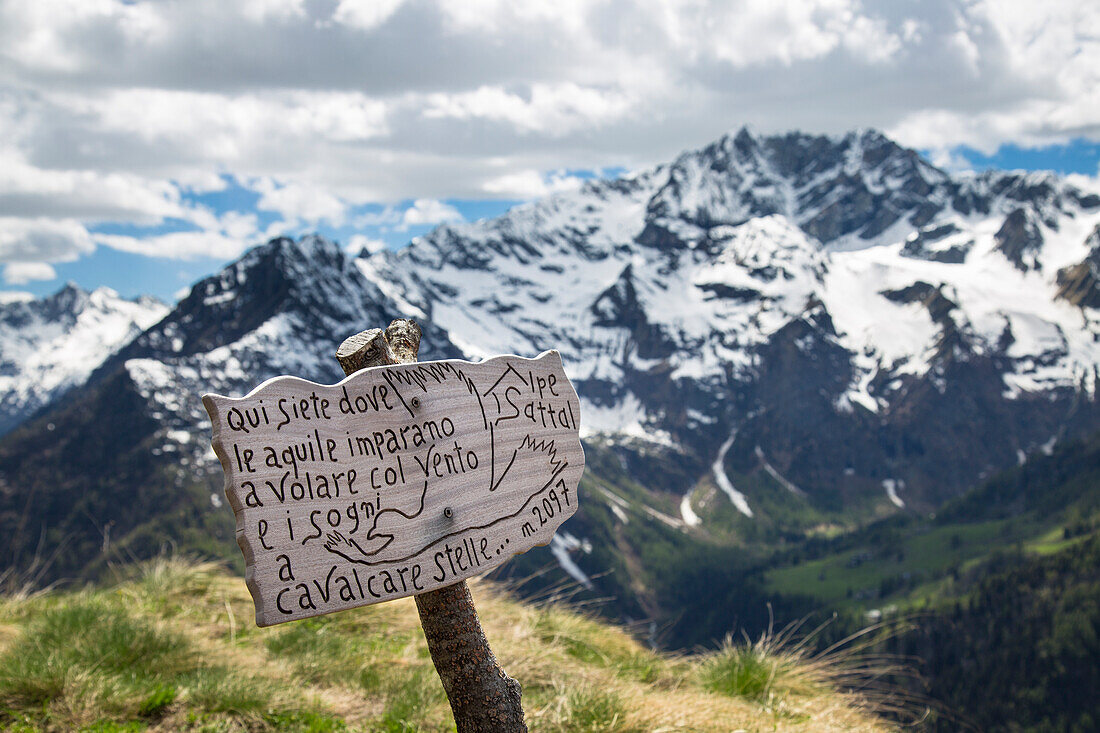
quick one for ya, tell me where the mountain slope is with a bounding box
[765,427,1100,613]
[0,236,460,583]
[0,284,167,435]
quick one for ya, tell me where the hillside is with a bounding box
[765,428,1100,614]
[893,535,1100,732]
[0,560,894,732]
[755,430,1100,730]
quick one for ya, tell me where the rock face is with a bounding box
[2,128,1100,598]
[1057,225,1100,309]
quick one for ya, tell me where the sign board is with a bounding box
[202,350,584,626]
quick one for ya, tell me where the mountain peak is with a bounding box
[242,234,344,271]
[729,125,760,150]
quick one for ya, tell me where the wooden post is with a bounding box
[336,318,528,733]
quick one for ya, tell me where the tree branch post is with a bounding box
[336,319,527,733]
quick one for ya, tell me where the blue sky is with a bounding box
[944,140,1100,177]
[2,1,1099,303]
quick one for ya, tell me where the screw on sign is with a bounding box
[201,318,585,732]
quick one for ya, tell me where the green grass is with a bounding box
[377,666,448,732]
[530,606,663,684]
[179,666,275,713]
[766,517,1046,607]
[0,571,335,731]
[136,683,176,717]
[765,503,1100,616]
[0,558,890,732]
[1025,523,1099,555]
[555,687,640,732]
[0,598,192,714]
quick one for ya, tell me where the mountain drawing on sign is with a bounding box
[321,350,582,565]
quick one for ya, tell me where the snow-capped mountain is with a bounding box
[370,128,1100,411]
[103,235,462,450]
[2,127,1099,597]
[0,284,167,434]
[361,127,1100,509]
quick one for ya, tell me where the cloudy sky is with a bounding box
[1,0,1099,300]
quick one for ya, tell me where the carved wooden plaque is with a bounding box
[202,350,584,626]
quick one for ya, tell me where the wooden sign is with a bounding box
[202,350,584,626]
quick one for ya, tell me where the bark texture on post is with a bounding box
[336,318,527,733]
[414,579,526,732]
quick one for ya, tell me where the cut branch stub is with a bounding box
[335,319,527,733]
[335,327,395,373]
[385,318,422,364]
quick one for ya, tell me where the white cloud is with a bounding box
[0,218,95,264]
[401,199,463,227]
[241,0,305,22]
[333,0,405,30]
[900,18,924,44]
[926,147,974,174]
[353,207,402,227]
[218,211,260,241]
[254,178,347,225]
[4,262,57,285]
[96,230,248,260]
[346,234,388,255]
[885,1,1100,151]
[423,83,637,135]
[482,170,585,199]
[674,0,904,67]
[0,152,185,222]
[0,0,1099,269]
[0,290,35,303]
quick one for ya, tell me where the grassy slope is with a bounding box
[764,431,1100,614]
[0,560,891,733]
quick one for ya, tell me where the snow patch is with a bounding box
[642,505,684,529]
[166,429,192,444]
[755,446,806,496]
[713,432,753,517]
[550,533,593,589]
[680,492,701,527]
[883,479,905,508]
[579,394,675,446]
